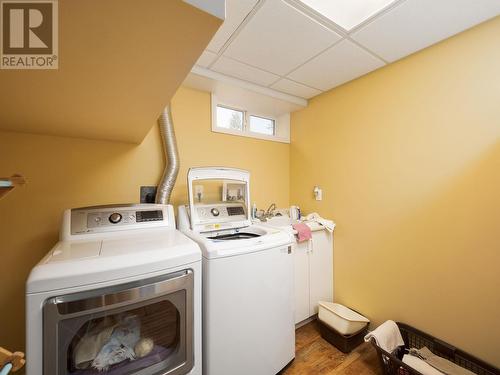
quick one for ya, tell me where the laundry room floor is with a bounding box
[280,321,382,375]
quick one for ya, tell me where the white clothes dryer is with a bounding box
[26,204,201,375]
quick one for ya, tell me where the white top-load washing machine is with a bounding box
[178,167,295,375]
[26,204,202,375]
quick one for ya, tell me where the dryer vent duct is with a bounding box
[155,105,180,204]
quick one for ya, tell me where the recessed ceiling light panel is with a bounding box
[298,0,398,31]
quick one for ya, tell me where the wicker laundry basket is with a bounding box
[370,322,499,375]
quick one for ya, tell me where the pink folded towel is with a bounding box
[292,223,312,243]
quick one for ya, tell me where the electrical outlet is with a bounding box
[140,186,157,203]
[313,186,323,201]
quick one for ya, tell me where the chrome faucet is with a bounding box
[265,203,277,217]
[258,203,277,222]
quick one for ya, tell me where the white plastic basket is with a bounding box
[318,302,369,335]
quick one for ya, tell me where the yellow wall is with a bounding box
[290,17,500,366]
[0,86,289,352]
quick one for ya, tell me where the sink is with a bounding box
[263,216,298,228]
[262,216,325,233]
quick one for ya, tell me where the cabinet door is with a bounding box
[293,242,310,324]
[309,230,333,315]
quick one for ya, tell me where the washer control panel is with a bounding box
[69,204,170,235]
[195,203,246,223]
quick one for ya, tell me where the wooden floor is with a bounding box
[280,320,383,375]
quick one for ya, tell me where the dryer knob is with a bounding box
[109,212,122,224]
[210,208,220,217]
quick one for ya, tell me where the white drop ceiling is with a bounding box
[298,0,398,31]
[193,0,500,100]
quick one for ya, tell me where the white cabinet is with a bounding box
[308,229,333,315]
[294,242,310,323]
[293,229,333,324]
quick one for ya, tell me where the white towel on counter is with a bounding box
[364,320,404,353]
[304,213,336,233]
[403,354,445,375]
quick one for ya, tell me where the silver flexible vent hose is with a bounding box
[155,105,180,204]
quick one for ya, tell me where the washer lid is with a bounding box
[187,167,252,232]
[27,229,201,293]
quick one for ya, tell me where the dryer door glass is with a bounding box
[43,270,194,375]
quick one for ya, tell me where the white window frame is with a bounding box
[211,95,290,143]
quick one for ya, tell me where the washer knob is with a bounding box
[109,212,122,224]
[210,208,220,217]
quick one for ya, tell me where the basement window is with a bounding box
[216,105,244,131]
[249,115,275,136]
[212,96,289,143]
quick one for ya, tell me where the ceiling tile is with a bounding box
[224,0,341,76]
[195,50,218,68]
[351,0,500,62]
[211,56,280,86]
[271,78,322,99]
[288,40,385,91]
[207,0,259,53]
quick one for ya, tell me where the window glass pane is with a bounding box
[249,115,275,136]
[216,106,244,131]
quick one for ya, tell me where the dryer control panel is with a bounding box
[66,204,174,237]
[87,209,163,229]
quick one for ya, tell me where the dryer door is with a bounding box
[43,270,194,375]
